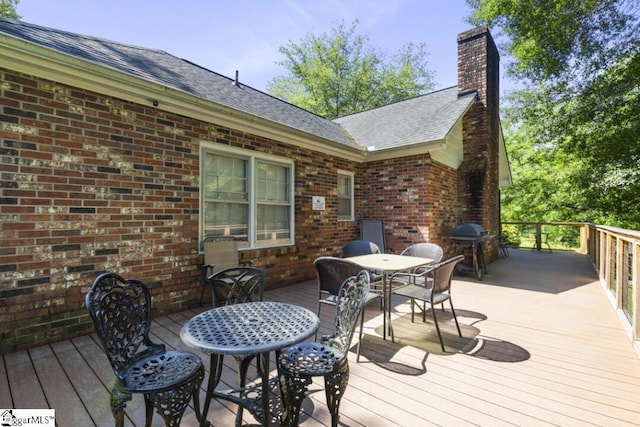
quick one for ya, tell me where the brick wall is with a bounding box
[0,68,365,352]
[361,156,459,256]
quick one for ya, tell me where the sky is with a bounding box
[14,0,516,95]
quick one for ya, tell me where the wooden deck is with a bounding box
[2,249,640,426]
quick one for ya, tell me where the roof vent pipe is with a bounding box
[233,70,240,87]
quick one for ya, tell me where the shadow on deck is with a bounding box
[2,249,640,426]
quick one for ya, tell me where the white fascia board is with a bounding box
[0,36,364,162]
[431,118,464,169]
[363,140,445,162]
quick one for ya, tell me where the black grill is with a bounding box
[451,223,493,280]
[451,223,488,239]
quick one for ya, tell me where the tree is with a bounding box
[467,0,638,85]
[467,0,640,228]
[500,90,594,223]
[0,0,20,19]
[267,20,435,119]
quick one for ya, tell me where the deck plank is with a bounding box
[73,334,165,426]
[0,355,11,407]
[4,350,48,409]
[51,338,122,427]
[29,344,95,427]
[354,336,542,426]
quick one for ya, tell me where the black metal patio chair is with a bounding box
[199,237,254,305]
[86,272,204,427]
[278,270,371,427]
[206,265,265,308]
[314,256,382,361]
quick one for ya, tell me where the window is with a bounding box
[337,171,354,221]
[201,145,294,248]
[256,161,291,242]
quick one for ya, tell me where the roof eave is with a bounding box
[363,139,446,161]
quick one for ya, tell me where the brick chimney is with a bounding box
[456,26,501,253]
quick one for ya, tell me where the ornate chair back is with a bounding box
[207,266,266,307]
[322,270,371,358]
[86,272,160,375]
[86,272,204,427]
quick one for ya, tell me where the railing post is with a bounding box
[633,240,639,347]
[535,223,542,251]
[616,236,624,309]
[608,233,616,294]
[599,230,607,283]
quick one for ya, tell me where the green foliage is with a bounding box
[467,0,638,85]
[0,0,20,19]
[468,0,640,228]
[500,89,592,222]
[501,224,521,246]
[267,20,435,119]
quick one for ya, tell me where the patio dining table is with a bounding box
[346,253,433,340]
[180,301,320,426]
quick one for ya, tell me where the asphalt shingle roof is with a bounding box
[0,18,476,153]
[334,87,477,151]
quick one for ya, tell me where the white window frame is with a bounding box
[337,170,354,221]
[200,143,295,248]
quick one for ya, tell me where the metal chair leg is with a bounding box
[144,394,154,427]
[449,299,462,337]
[356,309,365,362]
[324,362,349,427]
[110,386,131,427]
[431,301,446,352]
[279,373,311,426]
[148,366,205,427]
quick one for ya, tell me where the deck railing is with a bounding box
[500,221,587,253]
[501,221,640,354]
[587,224,640,353]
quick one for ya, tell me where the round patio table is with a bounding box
[181,301,319,426]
